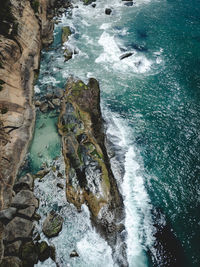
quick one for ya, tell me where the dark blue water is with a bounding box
[30,0,200,266]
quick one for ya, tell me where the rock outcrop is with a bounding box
[58,77,128,266]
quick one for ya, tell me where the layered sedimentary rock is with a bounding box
[58,77,128,266]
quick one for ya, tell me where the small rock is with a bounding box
[64,47,73,61]
[33,213,41,221]
[35,100,41,107]
[38,241,50,262]
[58,7,66,14]
[62,26,72,44]
[13,174,33,192]
[105,8,112,15]
[53,88,64,99]
[18,206,36,218]
[0,256,22,267]
[70,250,79,258]
[57,183,64,189]
[57,172,63,178]
[120,52,133,60]
[48,101,55,109]
[21,242,38,266]
[46,92,53,99]
[34,169,49,179]
[42,211,63,238]
[52,98,60,107]
[33,232,40,241]
[40,102,48,113]
[0,207,17,222]
[4,241,21,256]
[12,190,38,209]
[92,3,96,8]
[4,217,34,242]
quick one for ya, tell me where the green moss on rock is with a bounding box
[38,241,50,262]
[42,211,63,238]
[62,26,72,44]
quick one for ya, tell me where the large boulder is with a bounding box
[42,211,63,238]
[11,190,38,209]
[4,217,34,242]
[13,174,33,192]
[21,242,38,266]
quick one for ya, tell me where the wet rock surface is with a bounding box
[0,171,54,265]
[42,211,64,238]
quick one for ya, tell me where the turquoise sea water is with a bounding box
[30,0,200,266]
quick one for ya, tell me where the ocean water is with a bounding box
[30,0,200,266]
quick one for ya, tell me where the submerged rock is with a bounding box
[120,52,133,60]
[83,0,96,5]
[39,102,48,113]
[105,8,112,15]
[42,211,63,238]
[70,250,79,258]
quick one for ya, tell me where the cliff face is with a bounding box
[0,0,67,263]
[0,0,64,211]
[58,77,128,266]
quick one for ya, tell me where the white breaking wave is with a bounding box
[103,108,155,267]
[96,31,152,74]
[34,157,114,267]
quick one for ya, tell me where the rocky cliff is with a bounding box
[0,0,69,263]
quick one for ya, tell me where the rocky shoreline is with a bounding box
[0,0,71,264]
[0,0,131,266]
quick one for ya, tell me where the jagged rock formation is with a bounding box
[58,77,128,266]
